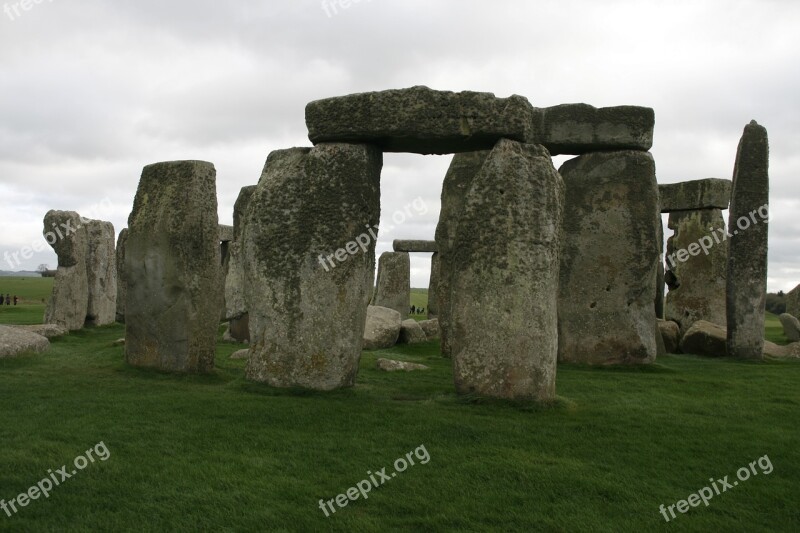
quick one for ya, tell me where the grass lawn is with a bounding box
[1,317,798,531]
[0,277,52,325]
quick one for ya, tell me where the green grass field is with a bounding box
[0,277,52,325]
[1,279,798,531]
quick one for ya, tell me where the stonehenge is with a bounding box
[659,178,732,212]
[84,219,117,326]
[115,229,128,323]
[393,240,437,253]
[372,252,411,320]
[224,185,257,343]
[124,161,223,373]
[726,121,769,360]
[390,240,439,319]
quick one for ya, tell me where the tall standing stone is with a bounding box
[664,209,727,335]
[726,121,769,359]
[224,185,257,342]
[427,252,440,318]
[655,219,665,319]
[115,229,128,323]
[242,144,381,390]
[84,219,117,326]
[372,252,410,320]
[450,139,563,401]
[43,210,89,331]
[558,151,660,365]
[435,150,490,357]
[125,161,223,373]
[786,284,800,318]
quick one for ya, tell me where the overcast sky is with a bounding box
[1,0,798,291]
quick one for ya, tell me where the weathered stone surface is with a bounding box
[659,178,732,212]
[225,186,257,323]
[558,150,660,365]
[84,219,117,326]
[531,103,654,155]
[219,224,234,242]
[764,340,800,359]
[230,349,249,360]
[9,324,68,339]
[786,284,800,318]
[418,318,440,340]
[372,252,410,320]
[363,305,401,350]
[427,252,439,318]
[726,121,769,360]
[228,315,250,343]
[657,320,680,354]
[398,319,427,344]
[435,150,490,357]
[655,219,665,319]
[779,313,800,342]
[306,86,535,154]
[0,325,50,358]
[655,321,667,357]
[664,209,727,336]
[125,160,223,373]
[242,144,382,390]
[451,140,563,401]
[115,229,128,323]
[392,240,438,253]
[680,320,727,357]
[43,210,89,331]
[376,358,429,372]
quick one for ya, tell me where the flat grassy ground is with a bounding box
[765,312,788,344]
[0,277,52,325]
[1,313,798,531]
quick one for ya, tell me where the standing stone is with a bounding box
[786,284,800,318]
[726,121,769,360]
[125,161,223,373]
[43,210,89,331]
[558,151,660,365]
[664,209,728,336]
[84,219,117,326]
[450,139,563,401]
[427,252,439,318]
[115,229,128,323]
[778,313,800,342]
[242,144,381,390]
[224,185,257,342]
[372,252,410,320]
[655,218,665,320]
[435,150,490,357]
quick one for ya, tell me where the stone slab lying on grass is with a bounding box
[418,319,440,340]
[657,320,680,354]
[230,349,249,360]
[398,319,427,344]
[10,324,68,339]
[0,325,50,358]
[363,306,402,350]
[679,320,727,357]
[659,178,732,212]
[778,313,800,342]
[376,358,429,372]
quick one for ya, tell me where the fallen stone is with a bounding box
[531,103,654,155]
[398,319,427,344]
[679,320,727,357]
[418,318,440,340]
[376,358,429,372]
[372,252,410,320]
[43,210,89,331]
[779,313,800,342]
[125,160,223,373]
[363,306,402,350]
[450,140,562,401]
[84,219,117,326]
[659,178,732,212]
[392,240,438,253]
[242,144,381,390]
[230,349,249,360]
[558,150,660,365]
[726,121,769,360]
[0,325,50,358]
[306,86,535,154]
[10,324,68,339]
[658,320,681,354]
[115,228,128,323]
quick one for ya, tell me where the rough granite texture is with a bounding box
[115,228,128,323]
[778,313,800,342]
[392,240,438,253]
[659,178,732,212]
[427,252,439,318]
[680,320,727,357]
[363,306,402,350]
[398,319,427,344]
[450,139,563,401]
[0,325,50,358]
[657,320,680,354]
[43,210,89,331]
[84,219,117,326]
[726,121,769,360]
[372,252,410,320]
[786,284,800,318]
[242,144,382,390]
[125,160,223,373]
[225,185,257,324]
[558,150,660,365]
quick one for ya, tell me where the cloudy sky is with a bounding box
[1,0,798,291]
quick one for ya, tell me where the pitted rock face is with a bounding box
[242,143,382,390]
[363,305,402,350]
[0,325,50,358]
[659,178,732,212]
[116,228,128,323]
[726,121,769,360]
[392,240,438,253]
[84,219,117,326]
[558,150,660,365]
[225,185,257,322]
[449,139,563,401]
[125,160,222,374]
[43,210,89,331]
[372,252,410,320]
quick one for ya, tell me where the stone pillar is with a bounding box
[84,219,117,326]
[372,252,410,319]
[125,160,223,373]
[427,252,439,318]
[664,209,727,335]
[450,139,563,401]
[558,150,660,365]
[115,228,128,323]
[727,121,769,359]
[242,144,382,390]
[224,185,257,342]
[786,284,800,318]
[435,150,490,357]
[655,219,665,319]
[43,210,89,331]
